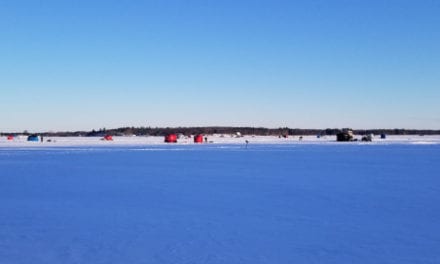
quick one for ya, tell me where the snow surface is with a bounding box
[1,137,440,263]
[1,134,440,147]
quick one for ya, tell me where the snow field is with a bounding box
[1,134,440,148]
[0,144,439,263]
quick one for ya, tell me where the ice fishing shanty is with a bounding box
[336,130,354,142]
[194,134,204,143]
[103,135,113,141]
[27,135,40,142]
[164,134,178,143]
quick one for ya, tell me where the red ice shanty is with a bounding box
[194,134,204,143]
[7,135,14,140]
[164,134,178,143]
[103,135,113,141]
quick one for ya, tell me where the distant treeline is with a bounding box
[3,127,440,137]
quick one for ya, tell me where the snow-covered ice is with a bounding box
[1,134,440,147]
[1,137,440,263]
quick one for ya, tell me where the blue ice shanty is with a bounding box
[27,135,40,142]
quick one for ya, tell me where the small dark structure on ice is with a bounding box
[361,134,373,142]
[336,130,355,142]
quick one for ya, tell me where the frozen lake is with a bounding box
[1,144,440,263]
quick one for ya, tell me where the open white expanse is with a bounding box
[1,134,440,147]
[1,138,440,263]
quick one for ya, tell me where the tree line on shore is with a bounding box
[2,127,440,137]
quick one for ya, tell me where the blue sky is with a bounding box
[1,0,439,132]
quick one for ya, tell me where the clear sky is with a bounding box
[1,0,439,132]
